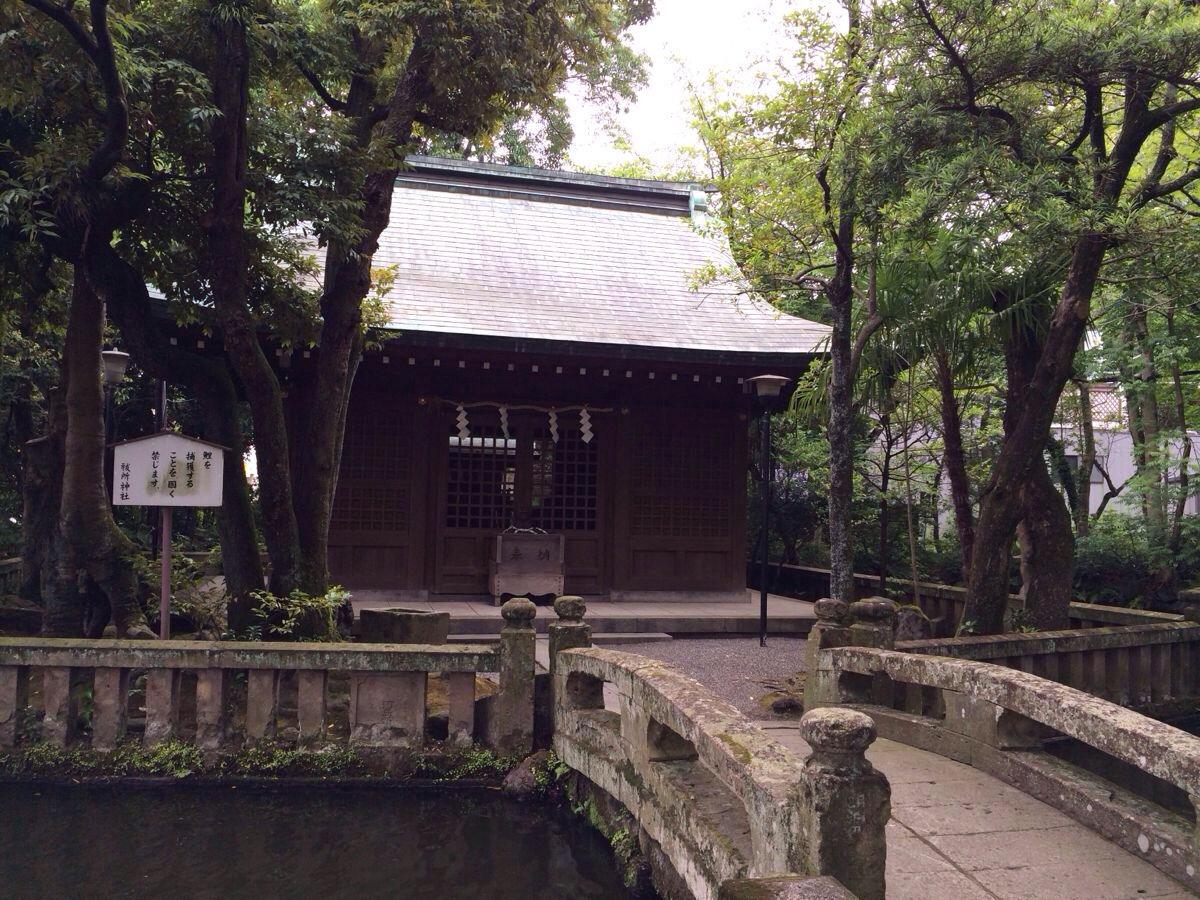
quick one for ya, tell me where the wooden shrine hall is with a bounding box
[328,156,828,602]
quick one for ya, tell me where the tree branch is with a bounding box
[294,59,347,112]
[19,0,100,66]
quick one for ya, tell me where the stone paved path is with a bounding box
[763,723,1194,900]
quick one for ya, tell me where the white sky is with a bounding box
[566,0,829,172]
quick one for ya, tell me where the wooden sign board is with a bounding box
[112,431,225,507]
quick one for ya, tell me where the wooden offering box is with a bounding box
[490,533,565,605]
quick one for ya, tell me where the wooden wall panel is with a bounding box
[613,408,747,592]
[328,396,425,590]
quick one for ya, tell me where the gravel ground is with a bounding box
[614,636,807,720]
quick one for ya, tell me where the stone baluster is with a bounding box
[143,669,180,746]
[91,668,130,751]
[445,671,475,748]
[797,708,890,900]
[489,597,536,756]
[0,666,29,747]
[195,669,229,751]
[297,670,327,746]
[41,667,77,747]
[246,669,281,744]
[548,595,591,710]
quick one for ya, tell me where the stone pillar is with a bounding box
[91,668,129,751]
[798,708,890,900]
[548,596,591,709]
[245,669,280,743]
[490,597,536,756]
[297,670,327,746]
[143,669,180,747]
[445,672,475,748]
[195,668,229,751]
[348,671,426,747]
[804,599,854,710]
[41,667,77,747]
[0,666,29,747]
[848,597,897,650]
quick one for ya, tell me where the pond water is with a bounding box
[0,783,634,900]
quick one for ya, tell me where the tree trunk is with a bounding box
[1017,460,1073,630]
[1074,380,1095,536]
[877,414,892,585]
[933,345,974,579]
[20,404,64,608]
[203,1,304,596]
[963,235,1106,634]
[45,268,145,637]
[193,369,263,631]
[826,213,857,605]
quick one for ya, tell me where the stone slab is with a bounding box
[359,608,450,644]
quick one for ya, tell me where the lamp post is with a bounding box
[101,349,130,497]
[747,374,791,647]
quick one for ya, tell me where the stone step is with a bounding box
[447,631,673,646]
[443,615,814,637]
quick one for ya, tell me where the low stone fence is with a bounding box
[769,564,1184,636]
[0,598,538,756]
[898,621,1200,712]
[550,602,889,900]
[812,643,1200,893]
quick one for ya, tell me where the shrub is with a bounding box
[241,585,351,641]
[1074,514,1152,606]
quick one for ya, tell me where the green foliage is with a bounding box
[440,747,518,782]
[216,742,367,778]
[243,585,350,641]
[1,740,204,779]
[1074,514,1157,606]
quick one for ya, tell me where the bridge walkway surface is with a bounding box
[763,722,1195,900]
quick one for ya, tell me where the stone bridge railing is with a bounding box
[897,621,1200,712]
[769,564,1186,636]
[550,601,889,900]
[0,598,538,756]
[813,642,1200,893]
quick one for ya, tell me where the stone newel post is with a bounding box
[804,599,853,710]
[548,596,591,700]
[490,597,537,756]
[848,597,897,650]
[798,708,890,900]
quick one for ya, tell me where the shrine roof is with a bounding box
[372,156,828,363]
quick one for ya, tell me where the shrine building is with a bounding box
[327,156,827,602]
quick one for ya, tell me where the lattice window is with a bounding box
[341,414,409,479]
[445,428,515,529]
[531,427,599,531]
[630,422,730,538]
[331,486,408,531]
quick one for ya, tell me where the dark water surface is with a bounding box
[0,782,633,900]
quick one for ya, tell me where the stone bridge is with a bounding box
[4,592,1199,899]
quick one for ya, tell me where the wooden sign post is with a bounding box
[112,431,226,638]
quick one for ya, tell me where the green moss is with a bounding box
[716,732,752,765]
